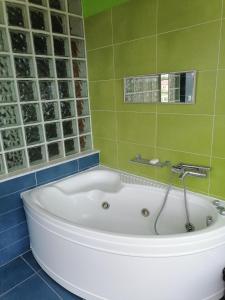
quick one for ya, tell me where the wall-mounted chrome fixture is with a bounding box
[124,70,196,104]
[171,163,210,180]
[130,154,170,168]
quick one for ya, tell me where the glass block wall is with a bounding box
[0,0,92,175]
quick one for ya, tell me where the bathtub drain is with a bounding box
[102,202,110,209]
[141,208,150,217]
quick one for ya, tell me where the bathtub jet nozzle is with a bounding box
[185,222,195,232]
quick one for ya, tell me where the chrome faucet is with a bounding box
[171,163,210,180]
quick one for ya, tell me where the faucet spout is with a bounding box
[179,170,207,180]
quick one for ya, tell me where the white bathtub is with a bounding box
[21,169,225,300]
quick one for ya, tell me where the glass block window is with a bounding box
[0,0,92,176]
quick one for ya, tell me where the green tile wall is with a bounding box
[85,0,225,199]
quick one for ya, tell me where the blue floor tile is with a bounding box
[22,251,41,272]
[39,270,82,300]
[0,192,23,215]
[1,275,60,300]
[0,208,26,233]
[0,257,34,295]
[0,236,30,267]
[0,222,28,251]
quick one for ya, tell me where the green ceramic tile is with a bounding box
[155,148,210,194]
[157,114,213,155]
[212,115,225,158]
[209,157,225,199]
[94,137,118,168]
[157,71,216,115]
[117,141,156,179]
[158,0,221,33]
[87,46,114,81]
[89,80,115,110]
[219,20,225,68]
[215,70,225,114]
[114,79,156,112]
[85,10,112,50]
[157,22,220,72]
[114,36,156,79]
[117,111,156,146]
[92,111,117,139]
[83,0,129,18]
[112,0,157,43]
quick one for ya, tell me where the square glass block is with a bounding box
[0,2,4,25]
[28,145,45,165]
[71,39,85,58]
[0,56,12,78]
[0,105,20,128]
[64,138,78,156]
[45,122,61,141]
[73,61,86,78]
[25,125,43,145]
[49,0,65,11]
[76,99,89,117]
[54,37,68,56]
[30,8,47,31]
[47,141,62,160]
[7,4,26,27]
[51,14,66,34]
[0,155,5,175]
[0,81,16,103]
[68,0,82,15]
[62,119,77,137]
[56,59,70,78]
[39,81,56,100]
[15,57,33,78]
[42,102,59,121]
[22,103,40,124]
[2,128,24,150]
[36,58,53,78]
[6,149,26,172]
[75,80,88,98]
[60,101,75,119]
[79,134,92,152]
[18,81,37,102]
[69,16,83,37]
[10,31,30,54]
[58,81,73,99]
[0,29,8,52]
[29,0,43,5]
[78,117,90,135]
[33,34,51,55]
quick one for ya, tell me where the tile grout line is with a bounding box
[208,0,224,195]
[21,256,63,300]
[154,0,159,181]
[88,67,225,82]
[0,247,31,269]
[90,109,219,117]
[86,18,221,53]
[110,7,119,168]
[92,136,212,158]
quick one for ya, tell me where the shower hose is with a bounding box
[153,175,194,235]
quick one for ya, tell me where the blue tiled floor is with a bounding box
[0,250,83,300]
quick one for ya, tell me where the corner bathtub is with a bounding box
[21,169,225,300]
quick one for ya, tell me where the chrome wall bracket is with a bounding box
[130,154,170,168]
